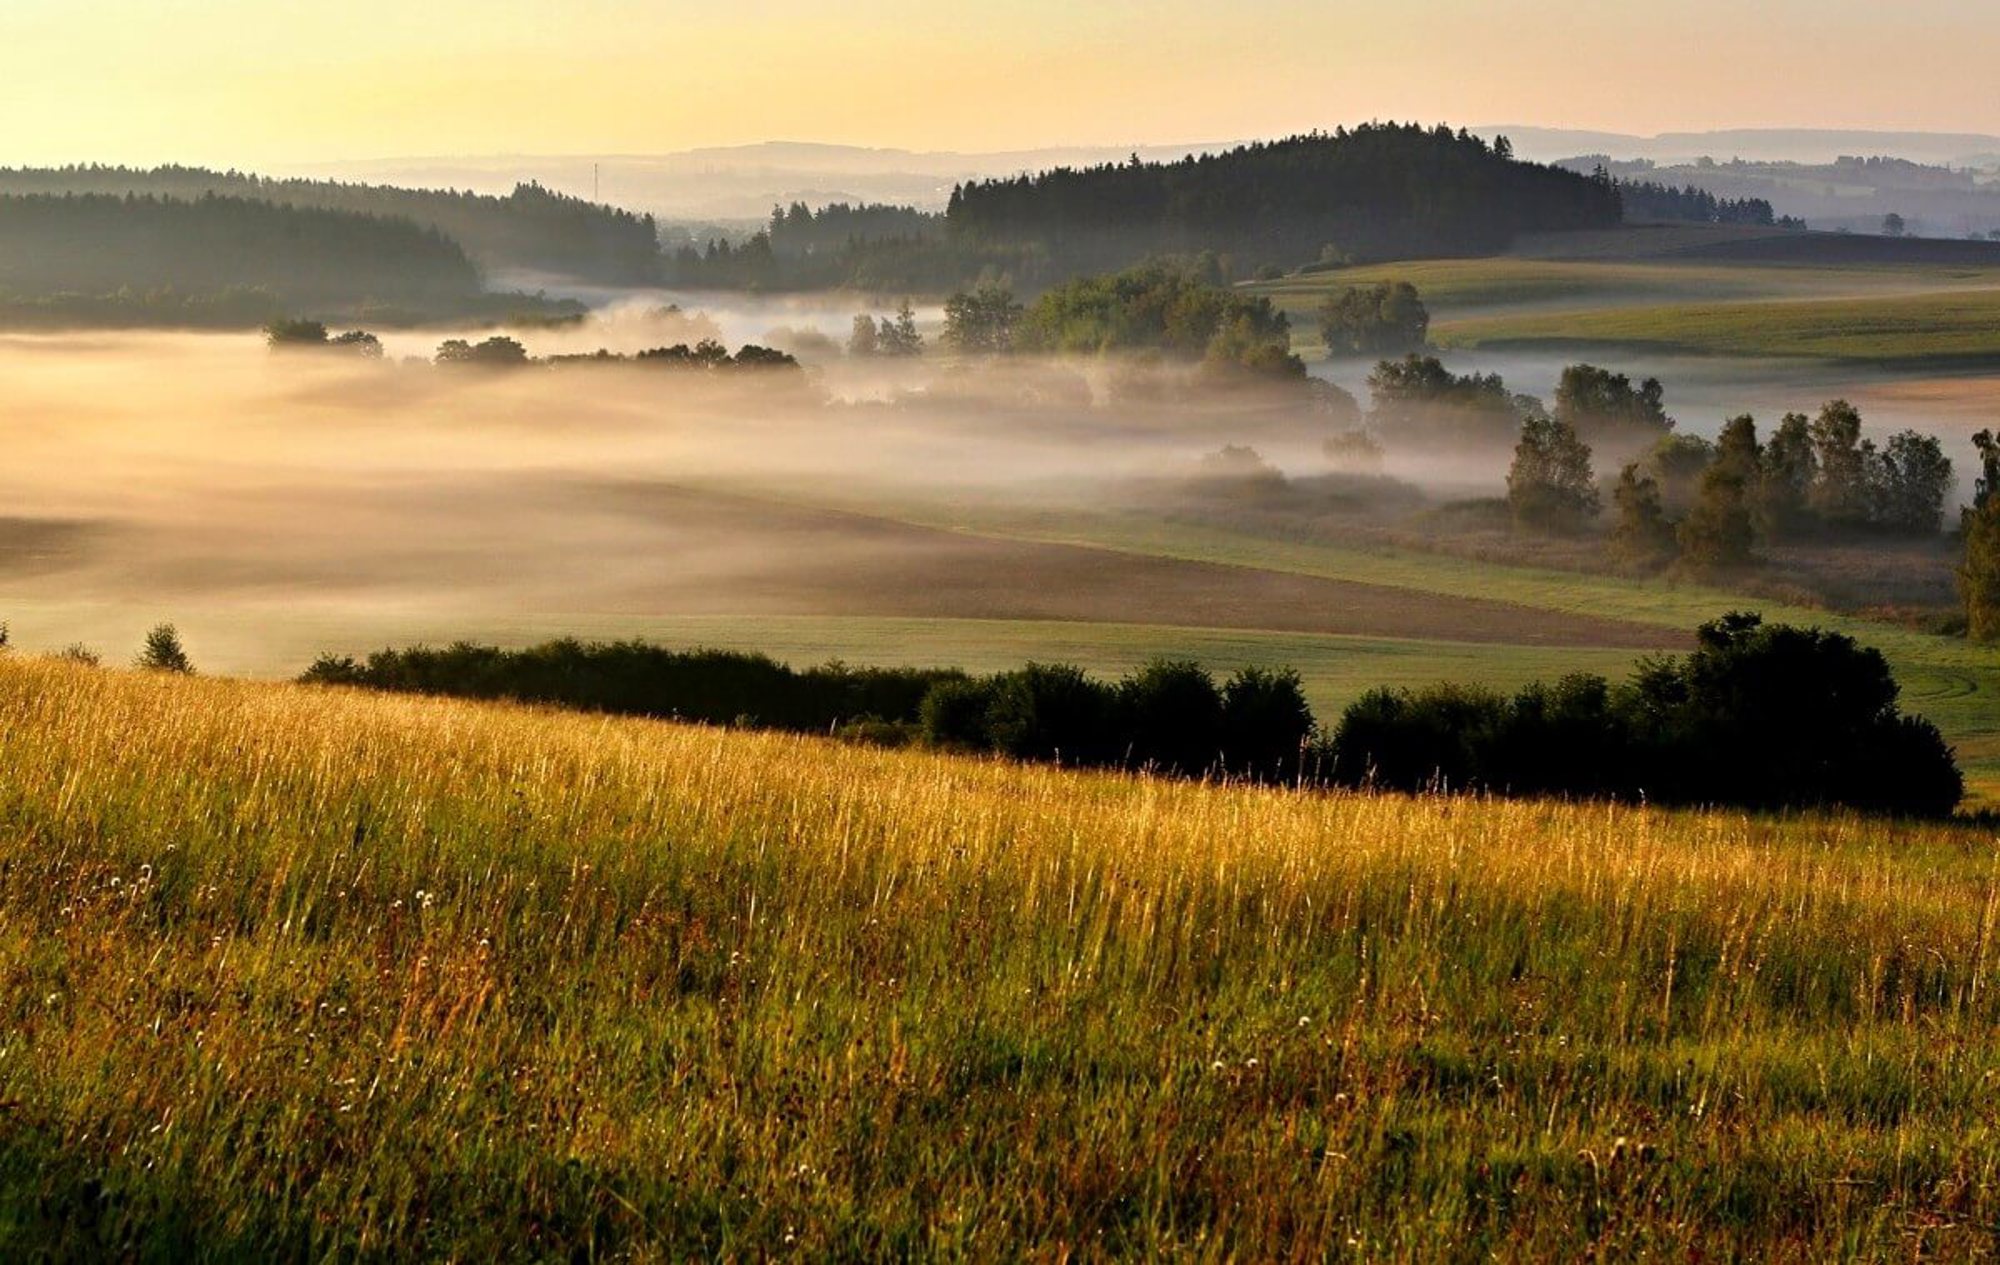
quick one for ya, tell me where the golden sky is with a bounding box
[6,0,2000,163]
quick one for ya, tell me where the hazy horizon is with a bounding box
[8,1,2000,168]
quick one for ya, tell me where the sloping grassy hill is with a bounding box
[1436,288,2000,365]
[2,658,1997,1257]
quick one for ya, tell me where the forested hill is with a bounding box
[946,124,1622,276]
[0,167,659,284]
[0,194,480,303]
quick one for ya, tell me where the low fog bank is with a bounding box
[0,325,1353,670]
[1,300,1991,674]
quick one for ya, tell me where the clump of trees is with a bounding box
[1011,262,1303,379]
[1364,355,1529,450]
[1611,401,1953,573]
[1318,282,1429,356]
[848,301,924,357]
[436,336,530,368]
[942,284,1025,355]
[1507,412,1599,533]
[427,336,802,373]
[1327,612,1961,817]
[1552,364,1674,449]
[264,319,382,357]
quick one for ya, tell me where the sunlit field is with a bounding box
[1436,288,2000,367]
[4,656,1999,1258]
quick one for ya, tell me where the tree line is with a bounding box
[298,619,1962,817]
[264,322,800,374]
[945,125,1621,282]
[0,193,480,306]
[1612,179,1791,227]
[0,167,660,284]
[672,126,1622,292]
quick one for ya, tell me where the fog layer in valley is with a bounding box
[2,295,1988,674]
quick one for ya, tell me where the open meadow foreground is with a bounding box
[5,658,2000,1259]
[22,0,2000,1259]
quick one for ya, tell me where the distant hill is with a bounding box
[0,193,476,298]
[0,166,660,284]
[286,142,1232,222]
[0,193,591,328]
[1478,126,2000,169]
[1554,154,2000,240]
[946,124,1621,279]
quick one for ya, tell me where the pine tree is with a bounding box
[136,623,193,674]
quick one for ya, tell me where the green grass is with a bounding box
[0,596,1649,755]
[6,658,2000,1257]
[850,501,2000,802]
[1251,255,2000,322]
[1436,288,2000,365]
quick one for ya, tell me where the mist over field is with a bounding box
[5,278,1994,677]
[0,315,1388,670]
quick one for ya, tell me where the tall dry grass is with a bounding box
[1,656,1997,1258]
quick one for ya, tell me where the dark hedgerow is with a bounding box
[1327,612,1961,818]
[304,617,1964,817]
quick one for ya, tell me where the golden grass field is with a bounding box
[4,656,2000,1258]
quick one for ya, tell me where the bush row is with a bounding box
[301,614,1963,817]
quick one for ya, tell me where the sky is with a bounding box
[6,0,2000,164]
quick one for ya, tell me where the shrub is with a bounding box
[136,624,193,674]
[1328,613,1961,817]
[1118,659,1227,776]
[982,664,1118,765]
[1220,667,1316,781]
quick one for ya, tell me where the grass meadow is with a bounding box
[4,657,2000,1258]
[851,502,2000,802]
[1434,288,2000,366]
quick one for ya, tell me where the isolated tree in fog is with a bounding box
[1317,282,1428,356]
[1506,414,1598,533]
[1366,355,1522,449]
[1960,429,2000,641]
[263,318,328,351]
[847,314,880,358]
[1609,463,1677,571]
[1882,213,1907,237]
[136,624,193,674]
[1972,429,2000,510]
[1676,415,1759,570]
[879,301,924,356]
[330,330,383,358]
[1807,400,1872,526]
[1752,411,1816,538]
[1874,430,1953,535]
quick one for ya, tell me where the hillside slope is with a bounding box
[0,659,1996,1256]
[0,166,660,284]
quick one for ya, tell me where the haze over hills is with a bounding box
[284,141,1231,223]
[276,129,2000,231]
[1480,126,2000,169]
